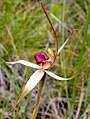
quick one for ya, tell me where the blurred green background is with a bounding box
[0,0,90,118]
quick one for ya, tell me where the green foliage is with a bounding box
[0,0,90,118]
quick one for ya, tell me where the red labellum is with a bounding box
[34,52,48,64]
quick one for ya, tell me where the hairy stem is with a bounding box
[31,74,46,119]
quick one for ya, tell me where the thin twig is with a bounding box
[5,25,17,52]
[75,83,84,119]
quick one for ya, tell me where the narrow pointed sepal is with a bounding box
[58,40,69,54]
[10,70,44,111]
[45,70,74,80]
[5,60,41,69]
[58,30,73,54]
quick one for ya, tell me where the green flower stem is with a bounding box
[31,73,46,119]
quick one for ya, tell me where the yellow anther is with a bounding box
[48,48,54,55]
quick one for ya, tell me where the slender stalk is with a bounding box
[31,74,46,119]
[40,2,58,57]
[62,0,69,112]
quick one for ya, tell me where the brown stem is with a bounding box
[40,2,58,57]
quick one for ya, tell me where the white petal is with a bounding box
[24,70,44,91]
[6,60,40,69]
[45,70,73,80]
[58,41,68,54]
[58,31,73,54]
[13,70,44,109]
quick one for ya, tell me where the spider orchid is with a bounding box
[6,1,74,111]
[6,30,73,109]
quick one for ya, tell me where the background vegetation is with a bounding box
[0,0,90,118]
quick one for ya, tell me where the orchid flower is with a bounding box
[6,30,73,109]
[6,1,74,111]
